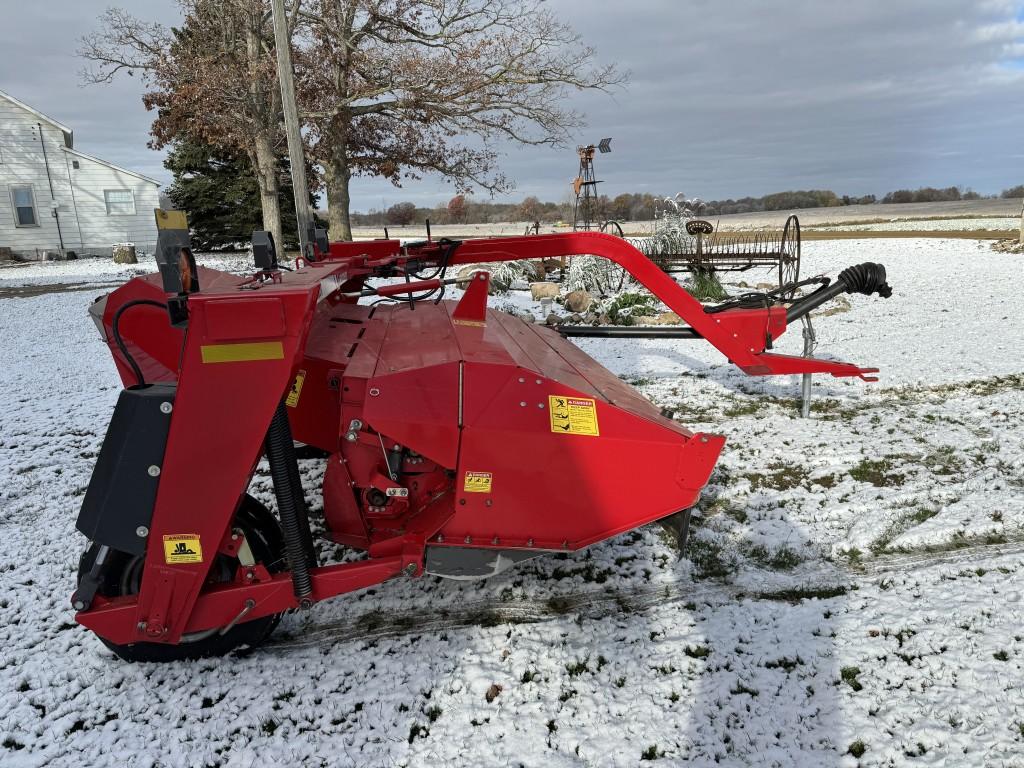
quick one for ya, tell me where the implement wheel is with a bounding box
[76,495,286,662]
[779,215,801,300]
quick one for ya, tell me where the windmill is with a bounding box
[572,138,612,231]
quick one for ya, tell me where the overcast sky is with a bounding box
[2,0,1022,211]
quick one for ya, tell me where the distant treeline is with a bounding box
[352,185,1022,226]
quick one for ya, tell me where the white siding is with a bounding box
[65,150,160,255]
[0,93,161,258]
[0,100,79,256]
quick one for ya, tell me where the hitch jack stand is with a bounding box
[800,315,816,418]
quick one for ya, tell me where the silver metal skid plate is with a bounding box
[425,546,541,580]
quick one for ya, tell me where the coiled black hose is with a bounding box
[786,262,892,324]
[837,262,892,298]
[265,402,315,602]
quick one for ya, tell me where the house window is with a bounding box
[11,186,38,227]
[104,189,136,216]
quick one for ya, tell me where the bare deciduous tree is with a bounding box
[81,0,623,245]
[80,1,297,250]
[296,0,625,240]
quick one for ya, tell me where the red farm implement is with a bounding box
[72,216,891,660]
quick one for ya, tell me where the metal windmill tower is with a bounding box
[572,138,612,230]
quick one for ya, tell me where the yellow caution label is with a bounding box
[452,319,486,328]
[155,209,189,230]
[285,369,306,407]
[200,341,284,364]
[549,395,600,436]
[163,534,203,564]
[463,471,493,494]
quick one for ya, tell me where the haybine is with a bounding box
[72,214,892,660]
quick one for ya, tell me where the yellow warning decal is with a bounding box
[285,369,306,407]
[464,471,493,494]
[155,209,189,231]
[549,395,600,436]
[452,318,486,328]
[163,534,203,564]
[200,341,284,364]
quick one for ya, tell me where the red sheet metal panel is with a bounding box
[450,364,721,550]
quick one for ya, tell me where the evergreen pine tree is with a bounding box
[164,139,308,251]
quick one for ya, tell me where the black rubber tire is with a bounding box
[77,495,286,662]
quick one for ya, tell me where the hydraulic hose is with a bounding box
[785,262,892,324]
[265,401,315,603]
[111,299,168,386]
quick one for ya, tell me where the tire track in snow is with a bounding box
[265,535,1024,651]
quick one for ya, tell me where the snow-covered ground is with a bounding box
[809,218,1018,233]
[1,239,1022,767]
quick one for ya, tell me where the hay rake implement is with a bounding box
[630,215,802,298]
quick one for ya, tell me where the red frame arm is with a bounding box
[433,233,878,379]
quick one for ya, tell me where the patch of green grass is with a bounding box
[888,530,1009,556]
[869,506,940,554]
[922,372,1024,398]
[765,656,804,672]
[994,650,1010,661]
[841,547,863,566]
[606,292,657,325]
[640,744,665,761]
[904,742,928,758]
[744,461,811,491]
[730,682,759,697]
[849,457,905,487]
[408,723,428,743]
[521,669,539,683]
[756,584,849,602]
[684,645,711,659]
[848,740,867,758]
[723,398,764,417]
[721,503,748,524]
[565,658,590,678]
[686,269,729,302]
[926,446,965,477]
[812,473,839,489]
[840,666,863,692]
[743,543,803,571]
[687,537,737,580]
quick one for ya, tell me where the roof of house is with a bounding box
[0,88,74,147]
[63,147,162,186]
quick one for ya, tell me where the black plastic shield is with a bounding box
[76,384,176,555]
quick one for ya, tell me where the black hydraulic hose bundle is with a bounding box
[265,402,317,603]
[785,262,892,324]
[368,238,462,309]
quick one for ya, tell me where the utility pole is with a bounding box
[270,0,312,257]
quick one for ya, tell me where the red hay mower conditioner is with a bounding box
[72,214,892,660]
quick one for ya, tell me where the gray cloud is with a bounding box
[3,1,1022,211]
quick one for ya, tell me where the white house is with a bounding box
[0,89,161,259]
